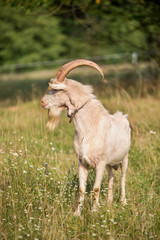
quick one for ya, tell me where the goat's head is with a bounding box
[41,59,104,130]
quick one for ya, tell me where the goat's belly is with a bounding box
[107,144,130,166]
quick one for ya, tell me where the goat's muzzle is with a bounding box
[41,99,47,108]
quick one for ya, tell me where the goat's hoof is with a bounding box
[120,198,127,205]
[92,203,100,212]
[107,199,113,205]
[74,209,81,217]
[92,208,98,213]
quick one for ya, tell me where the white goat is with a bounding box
[41,59,131,216]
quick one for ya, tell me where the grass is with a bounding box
[0,66,160,239]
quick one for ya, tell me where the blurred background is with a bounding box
[0,0,160,104]
[1,3,160,239]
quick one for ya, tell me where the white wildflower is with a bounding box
[13,153,18,156]
[24,209,27,213]
[110,219,114,222]
[150,130,156,135]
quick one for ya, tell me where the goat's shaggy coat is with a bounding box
[41,60,131,216]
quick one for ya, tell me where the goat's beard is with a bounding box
[46,106,62,131]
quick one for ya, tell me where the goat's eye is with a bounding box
[46,89,59,95]
[46,90,54,95]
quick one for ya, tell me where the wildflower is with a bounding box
[150,130,156,135]
[13,153,18,156]
[24,209,27,213]
[23,170,27,174]
[92,233,96,237]
[110,219,114,223]
[92,209,97,213]
[52,147,55,151]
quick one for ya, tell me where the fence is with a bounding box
[0,52,141,72]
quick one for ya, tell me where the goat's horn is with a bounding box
[55,59,104,82]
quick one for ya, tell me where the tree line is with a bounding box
[0,0,159,67]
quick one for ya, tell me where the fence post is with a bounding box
[132,52,138,65]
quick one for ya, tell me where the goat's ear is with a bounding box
[49,83,66,90]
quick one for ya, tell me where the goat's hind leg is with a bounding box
[106,165,114,204]
[74,163,88,216]
[120,153,128,205]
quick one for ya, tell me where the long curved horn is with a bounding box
[55,59,104,82]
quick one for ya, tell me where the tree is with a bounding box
[0,7,66,65]
[0,0,160,65]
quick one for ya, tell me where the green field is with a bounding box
[0,67,160,239]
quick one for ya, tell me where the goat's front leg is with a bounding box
[92,163,105,211]
[106,165,114,204]
[74,163,88,216]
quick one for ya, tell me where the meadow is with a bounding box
[0,64,160,239]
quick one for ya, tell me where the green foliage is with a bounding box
[0,0,160,66]
[0,7,66,65]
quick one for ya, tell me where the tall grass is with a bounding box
[0,65,160,239]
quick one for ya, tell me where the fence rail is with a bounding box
[0,50,159,72]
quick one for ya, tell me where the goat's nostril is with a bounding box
[41,99,46,106]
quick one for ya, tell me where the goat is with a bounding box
[41,59,131,216]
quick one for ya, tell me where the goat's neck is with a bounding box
[73,99,105,134]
